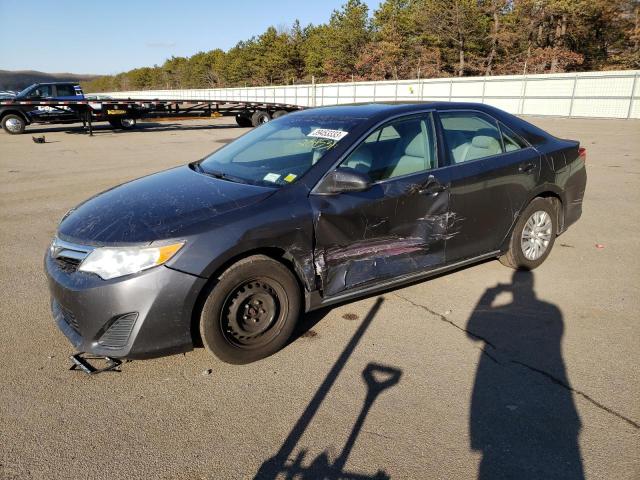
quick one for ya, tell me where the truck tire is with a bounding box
[251,110,271,127]
[272,110,288,119]
[2,114,26,134]
[235,113,252,127]
[199,255,301,364]
[109,118,136,130]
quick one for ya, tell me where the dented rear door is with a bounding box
[310,112,451,297]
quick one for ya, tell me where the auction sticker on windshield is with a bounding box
[308,128,348,141]
[263,173,281,183]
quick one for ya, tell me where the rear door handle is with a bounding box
[519,162,536,173]
[419,175,448,195]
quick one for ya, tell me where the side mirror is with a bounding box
[315,168,371,194]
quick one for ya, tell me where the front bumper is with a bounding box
[45,252,207,359]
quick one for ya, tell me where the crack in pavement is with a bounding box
[394,292,497,350]
[393,292,640,431]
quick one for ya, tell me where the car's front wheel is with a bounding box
[199,255,301,364]
[500,197,558,270]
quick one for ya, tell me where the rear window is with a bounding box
[439,111,503,164]
[56,84,77,97]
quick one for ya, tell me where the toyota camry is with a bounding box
[45,102,587,364]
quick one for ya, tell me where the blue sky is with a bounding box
[0,0,381,75]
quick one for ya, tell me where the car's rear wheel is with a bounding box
[499,197,557,270]
[199,255,301,364]
[2,114,26,134]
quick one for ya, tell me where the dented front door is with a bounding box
[309,113,451,297]
[310,176,450,297]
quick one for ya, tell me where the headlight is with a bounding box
[78,242,184,280]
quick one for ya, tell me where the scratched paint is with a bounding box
[310,179,452,296]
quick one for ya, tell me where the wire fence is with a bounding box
[106,70,640,119]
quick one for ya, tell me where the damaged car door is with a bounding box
[310,113,450,297]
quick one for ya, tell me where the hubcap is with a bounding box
[222,279,286,348]
[521,210,552,260]
[5,118,22,133]
[121,118,135,128]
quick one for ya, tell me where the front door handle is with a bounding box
[419,175,448,195]
[519,162,536,173]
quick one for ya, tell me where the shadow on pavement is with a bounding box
[467,270,584,480]
[256,297,402,479]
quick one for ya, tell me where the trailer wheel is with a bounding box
[251,110,271,127]
[272,110,288,119]
[1,114,26,134]
[109,118,136,130]
[235,113,252,127]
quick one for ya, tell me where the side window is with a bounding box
[499,122,529,152]
[440,111,503,164]
[341,114,436,181]
[55,84,76,97]
[28,85,52,98]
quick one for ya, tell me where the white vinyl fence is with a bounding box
[106,70,640,119]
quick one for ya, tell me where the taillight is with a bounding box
[578,147,586,162]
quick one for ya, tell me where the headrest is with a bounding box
[350,145,373,164]
[404,133,426,157]
[472,135,499,149]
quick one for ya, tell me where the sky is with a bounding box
[0,0,381,75]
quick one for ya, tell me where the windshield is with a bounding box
[16,85,36,97]
[198,114,361,187]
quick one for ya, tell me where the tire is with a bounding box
[108,118,136,130]
[235,113,252,127]
[272,110,288,119]
[499,197,558,270]
[251,110,271,127]
[2,114,26,134]
[199,255,301,364]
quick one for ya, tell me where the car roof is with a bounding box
[33,82,80,86]
[296,101,505,119]
[292,101,554,146]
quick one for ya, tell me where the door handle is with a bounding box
[419,175,447,195]
[519,162,536,173]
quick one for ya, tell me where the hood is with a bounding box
[58,165,276,244]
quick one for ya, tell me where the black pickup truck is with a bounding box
[0,82,141,134]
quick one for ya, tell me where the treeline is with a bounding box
[84,0,639,92]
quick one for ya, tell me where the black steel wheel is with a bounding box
[199,255,300,364]
[272,110,288,119]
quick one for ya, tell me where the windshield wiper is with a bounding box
[192,162,250,184]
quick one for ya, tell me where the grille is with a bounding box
[59,304,81,334]
[50,237,92,274]
[97,313,138,349]
[55,256,81,273]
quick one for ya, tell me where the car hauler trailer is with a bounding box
[0,82,303,135]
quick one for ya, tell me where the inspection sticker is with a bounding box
[263,173,281,183]
[284,173,297,182]
[308,128,348,141]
